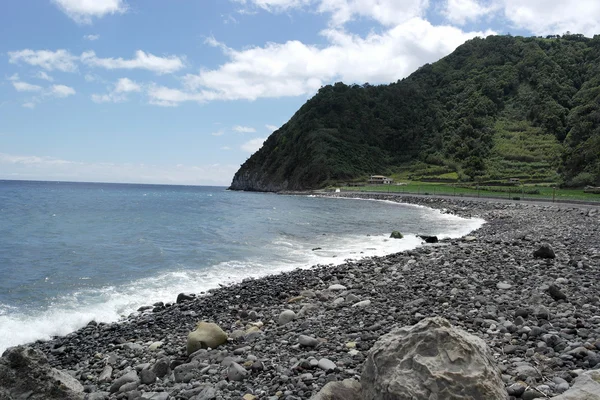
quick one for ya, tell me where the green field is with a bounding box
[340,182,600,203]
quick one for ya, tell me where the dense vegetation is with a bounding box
[230,34,600,191]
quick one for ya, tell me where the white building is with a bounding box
[368,175,394,185]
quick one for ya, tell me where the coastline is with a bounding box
[12,194,600,399]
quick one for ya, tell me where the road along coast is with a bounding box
[2,194,599,399]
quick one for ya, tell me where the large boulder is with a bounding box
[362,317,508,400]
[551,370,600,399]
[187,322,228,354]
[0,346,84,400]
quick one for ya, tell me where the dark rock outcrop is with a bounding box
[533,243,556,258]
[0,346,84,400]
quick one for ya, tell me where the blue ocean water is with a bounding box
[0,180,483,352]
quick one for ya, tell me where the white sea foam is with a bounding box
[0,201,484,353]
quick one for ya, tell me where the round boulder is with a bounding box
[187,321,228,355]
[278,309,296,326]
[362,317,508,400]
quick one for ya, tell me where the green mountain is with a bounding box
[230,34,600,192]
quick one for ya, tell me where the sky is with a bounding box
[1,0,599,186]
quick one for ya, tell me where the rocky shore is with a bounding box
[2,193,600,400]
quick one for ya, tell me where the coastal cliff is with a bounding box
[230,34,600,192]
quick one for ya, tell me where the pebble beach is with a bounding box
[13,194,600,399]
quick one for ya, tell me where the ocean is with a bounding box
[0,180,484,353]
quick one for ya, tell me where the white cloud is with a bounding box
[50,85,76,98]
[233,125,256,133]
[115,77,141,93]
[241,137,266,153]
[81,50,185,74]
[221,146,232,150]
[9,74,75,105]
[92,78,141,103]
[84,34,100,41]
[8,49,78,72]
[235,0,429,26]
[439,0,600,35]
[266,124,279,132]
[12,81,43,92]
[151,19,491,105]
[501,0,600,36]
[443,0,498,25]
[53,0,127,24]
[318,0,429,26]
[146,85,205,107]
[0,152,237,185]
[35,71,54,81]
[212,130,225,136]
[234,0,312,11]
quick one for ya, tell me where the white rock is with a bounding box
[352,300,371,308]
[278,310,296,326]
[551,370,600,399]
[362,317,508,400]
[328,284,347,291]
[317,358,336,371]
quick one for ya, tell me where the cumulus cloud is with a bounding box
[233,125,256,133]
[83,34,100,41]
[50,84,76,98]
[148,19,492,106]
[0,152,237,186]
[318,0,429,26]
[235,0,429,26]
[501,0,600,36]
[81,50,185,74]
[440,0,600,36]
[8,49,78,72]
[92,78,141,103]
[52,0,127,24]
[443,0,498,25]
[266,124,279,132]
[241,137,266,153]
[12,81,43,92]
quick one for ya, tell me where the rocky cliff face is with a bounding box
[229,170,290,192]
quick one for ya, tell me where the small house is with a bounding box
[368,175,394,185]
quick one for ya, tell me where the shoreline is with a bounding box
[10,194,600,399]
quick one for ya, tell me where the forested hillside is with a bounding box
[230,34,600,192]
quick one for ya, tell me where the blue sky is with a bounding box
[1,0,598,185]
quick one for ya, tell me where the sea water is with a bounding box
[0,180,484,352]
